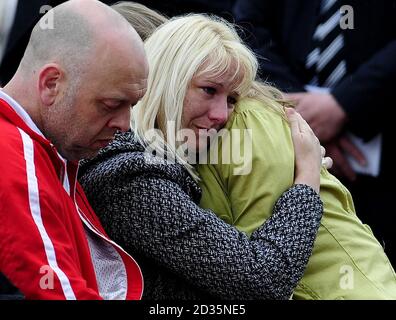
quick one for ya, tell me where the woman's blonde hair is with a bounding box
[247,81,293,120]
[111,1,168,41]
[132,14,289,179]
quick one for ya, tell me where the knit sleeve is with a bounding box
[81,165,323,300]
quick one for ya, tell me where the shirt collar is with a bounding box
[0,88,45,138]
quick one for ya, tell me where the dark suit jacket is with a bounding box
[0,0,64,85]
[234,0,396,179]
[0,0,235,86]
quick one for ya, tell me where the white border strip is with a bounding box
[0,90,45,138]
[18,128,76,300]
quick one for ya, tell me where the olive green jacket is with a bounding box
[198,98,396,299]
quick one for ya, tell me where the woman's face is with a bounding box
[182,68,239,153]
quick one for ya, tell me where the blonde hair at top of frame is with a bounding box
[111,1,168,41]
[111,3,291,118]
[132,14,261,179]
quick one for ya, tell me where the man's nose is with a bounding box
[108,107,131,132]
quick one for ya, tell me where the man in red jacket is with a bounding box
[0,0,148,299]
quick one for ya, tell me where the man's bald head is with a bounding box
[5,0,148,161]
[20,0,144,80]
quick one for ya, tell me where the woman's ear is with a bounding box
[38,64,63,106]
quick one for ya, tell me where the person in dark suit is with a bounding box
[0,0,66,86]
[0,0,235,87]
[233,0,396,265]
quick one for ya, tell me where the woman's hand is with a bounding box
[286,107,324,193]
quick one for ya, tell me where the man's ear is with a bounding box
[38,64,64,106]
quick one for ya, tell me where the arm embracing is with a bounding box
[85,173,322,300]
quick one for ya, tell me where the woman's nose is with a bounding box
[208,99,229,125]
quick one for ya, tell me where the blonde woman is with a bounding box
[197,80,396,299]
[79,14,325,300]
[85,3,396,300]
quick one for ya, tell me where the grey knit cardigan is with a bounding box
[78,131,323,300]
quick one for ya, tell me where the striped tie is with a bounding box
[306,0,346,88]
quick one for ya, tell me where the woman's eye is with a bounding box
[202,87,216,95]
[227,96,237,106]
